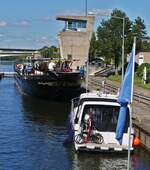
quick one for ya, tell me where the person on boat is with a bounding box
[34,61,40,70]
[48,61,56,71]
[79,66,85,78]
[62,60,72,72]
[23,63,34,75]
[19,64,24,75]
[38,61,48,73]
[55,60,62,72]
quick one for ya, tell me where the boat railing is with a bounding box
[71,97,80,109]
[71,97,80,121]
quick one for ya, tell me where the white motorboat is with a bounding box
[70,91,134,153]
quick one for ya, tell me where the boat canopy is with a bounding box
[78,97,118,106]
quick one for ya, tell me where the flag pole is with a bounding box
[127,37,136,170]
[127,105,132,170]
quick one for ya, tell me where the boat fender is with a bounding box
[133,136,141,147]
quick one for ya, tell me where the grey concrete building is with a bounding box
[56,15,95,70]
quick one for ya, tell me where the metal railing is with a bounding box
[88,77,150,106]
[0,71,16,77]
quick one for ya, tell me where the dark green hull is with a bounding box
[15,72,84,100]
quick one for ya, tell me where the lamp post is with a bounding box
[85,0,88,92]
[85,0,87,16]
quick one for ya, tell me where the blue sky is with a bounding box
[0,0,150,49]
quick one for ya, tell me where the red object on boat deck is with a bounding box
[85,113,92,144]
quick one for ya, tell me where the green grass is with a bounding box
[108,75,121,82]
[108,75,150,90]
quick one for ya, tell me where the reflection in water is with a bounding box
[72,153,128,170]
[72,149,150,170]
[0,77,72,170]
[70,147,150,170]
[20,96,73,170]
[21,95,70,126]
[132,148,150,170]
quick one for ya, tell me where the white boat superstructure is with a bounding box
[71,91,134,152]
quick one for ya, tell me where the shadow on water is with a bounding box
[14,92,74,170]
[21,95,70,126]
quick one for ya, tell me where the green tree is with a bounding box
[89,32,99,61]
[132,17,147,52]
[96,19,113,66]
[96,9,132,71]
[142,39,150,51]
[40,46,60,58]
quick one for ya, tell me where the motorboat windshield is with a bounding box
[81,104,129,133]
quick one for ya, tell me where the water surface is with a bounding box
[0,61,150,170]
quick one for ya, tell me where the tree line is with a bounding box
[39,46,60,59]
[89,9,150,71]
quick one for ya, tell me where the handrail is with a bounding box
[88,77,150,106]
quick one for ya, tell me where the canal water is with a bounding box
[0,61,150,170]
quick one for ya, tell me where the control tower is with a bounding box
[56,15,95,69]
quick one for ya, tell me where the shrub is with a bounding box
[119,62,138,75]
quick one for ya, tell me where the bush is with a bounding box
[118,62,138,75]
[136,63,150,83]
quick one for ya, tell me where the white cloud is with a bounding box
[15,20,30,27]
[89,8,113,16]
[0,21,7,27]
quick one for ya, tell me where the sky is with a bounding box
[0,0,150,49]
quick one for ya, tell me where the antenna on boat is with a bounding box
[85,0,88,16]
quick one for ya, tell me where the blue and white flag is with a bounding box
[116,39,136,144]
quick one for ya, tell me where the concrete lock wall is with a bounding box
[134,123,150,151]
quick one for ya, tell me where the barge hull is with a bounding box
[15,74,84,100]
